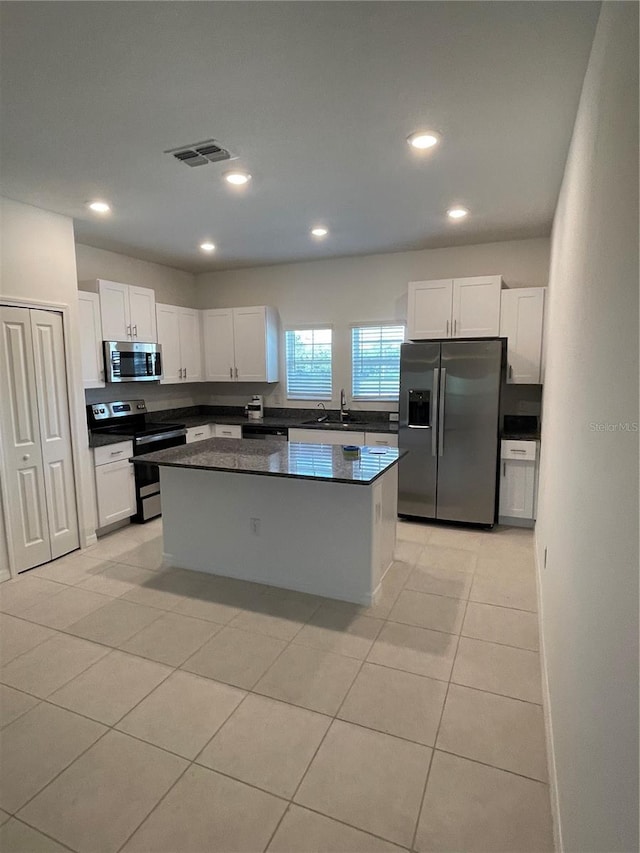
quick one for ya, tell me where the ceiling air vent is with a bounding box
[164,139,232,168]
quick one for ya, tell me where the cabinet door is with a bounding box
[407,280,453,340]
[95,459,136,527]
[98,280,130,341]
[30,310,80,560]
[500,288,545,384]
[203,309,235,381]
[364,432,398,447]
[179,309,203,382]
[77,292,104,388]
[452,276,501,337]
[129,285,157,342]
[499,459,535,519]
[156,304,181,384]
[0,307,51,571]
[233,307,268,381]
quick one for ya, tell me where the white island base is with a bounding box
[160,465,398,605]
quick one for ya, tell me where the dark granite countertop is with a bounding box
[132,437,405,485]
[89,433,134,449]
[501,433,541,441]
[154,406,398,434]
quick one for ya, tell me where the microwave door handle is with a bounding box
[431,369,439,456]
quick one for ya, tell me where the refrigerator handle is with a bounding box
[438,368,447,456]
[431,368,440,456]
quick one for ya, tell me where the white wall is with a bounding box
[0,197,98,557]
[196,236,550,410]
[76,243,197,308]
[535,5,639,852]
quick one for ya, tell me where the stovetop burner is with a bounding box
[87,399,185,441]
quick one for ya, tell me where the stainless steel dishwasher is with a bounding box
[241,424,289,441]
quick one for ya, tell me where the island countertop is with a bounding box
[132,437,405,485]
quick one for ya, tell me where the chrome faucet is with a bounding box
[316,402,328,422]
[340,388,349,422]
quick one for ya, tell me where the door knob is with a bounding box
[22,454,30,461]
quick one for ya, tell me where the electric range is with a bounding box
[87,400,187,522]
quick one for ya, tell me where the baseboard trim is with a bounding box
[534,543,563,853]
[84,533,98,548]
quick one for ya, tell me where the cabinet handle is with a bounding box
[503,461,506,477]
[133,324,138,337]
[453,319,457,336]
[510,449,527,454]
[229,367,233,379]
[127,324,132,338]
[234,366,238,379]
[508,364,513,379]
[184,367,187,379]
[110,450,124,456]
[446,320,449,336]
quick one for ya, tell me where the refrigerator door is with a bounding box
[436,339,504,524]
[398,342,441,518]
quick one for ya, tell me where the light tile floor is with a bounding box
[0,517,554,853]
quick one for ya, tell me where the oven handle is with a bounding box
[135,428,187,446]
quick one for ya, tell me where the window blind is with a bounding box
[351,324,404,400]
[285,329,332,400]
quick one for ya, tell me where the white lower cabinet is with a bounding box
[364,432,398,447]
[289,428,366,445]
[499,440,538,526]
[186,425,212,443]
[94,441,135,528]
[215,424,242,439]
[186,423,242,443]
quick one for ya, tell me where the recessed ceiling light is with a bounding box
[447,207,469,220]
[87,200,111,214]
[224,170,251,186]
[200,242,216,252]
[407,131,440,150]
[311,226,328,238]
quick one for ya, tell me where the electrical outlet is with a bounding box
[389,413,399,422]
[250,517,261,535]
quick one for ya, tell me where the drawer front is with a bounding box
[365,432,398,448]
[501,439,537,461]
[186,425,212,443]
[215,424,242,439]
[94,440,134,467]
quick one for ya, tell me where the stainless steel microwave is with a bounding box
[104,341,162,382]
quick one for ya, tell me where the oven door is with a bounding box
[104,341,163,382]
[132,431,186,522]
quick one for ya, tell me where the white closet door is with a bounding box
[30,310,80,560]
[0,307,51,571]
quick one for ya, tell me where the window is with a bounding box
[351,324,404,400]
[285,328,332,400]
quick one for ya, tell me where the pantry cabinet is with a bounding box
[77,291,105,388]
[407,275,502,340]
[500,287,546,384]
[94,279,157,342]
[156,304,203,383]
[202,306,279,382]
[499,440,538,526]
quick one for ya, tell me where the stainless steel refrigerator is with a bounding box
[398,338,505,525]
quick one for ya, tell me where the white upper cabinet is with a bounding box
[77,291,104,388]
[407,275,502,340]
[156,304,203,383]
[203,306,279,382]
[407,279,453,339]
[500,287,546,384]
[452,275,502,337]
[93,279,157,342]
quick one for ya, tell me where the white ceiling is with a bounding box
[0,2,599,272]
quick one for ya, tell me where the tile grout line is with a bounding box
[409,555,474,853]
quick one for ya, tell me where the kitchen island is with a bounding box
[132,438,404,604]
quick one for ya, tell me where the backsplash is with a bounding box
[84,383,201,412]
